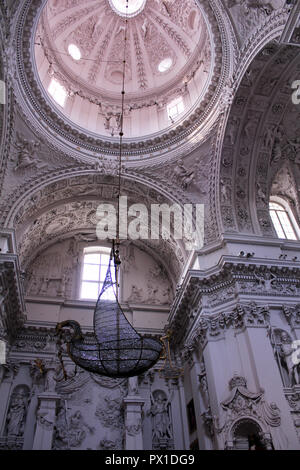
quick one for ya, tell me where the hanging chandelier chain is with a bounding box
[114,0,129,300]
[116,0,129,243]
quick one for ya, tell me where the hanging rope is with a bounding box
[158,331,184,379]
[113,0,129,301]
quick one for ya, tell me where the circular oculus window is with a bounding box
[158,57,173,73]
[68,44,81,61]
[109,0,146,17]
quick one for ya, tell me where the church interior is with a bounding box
[0,0,300,451]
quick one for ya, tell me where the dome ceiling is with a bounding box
[35,0,212,138]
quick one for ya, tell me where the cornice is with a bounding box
[182,302,270,353]
[168,256,300,345]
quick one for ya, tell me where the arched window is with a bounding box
[269,197,300,240]
[167,96,184,121]
[48,78,67,107]
[80,247,115,300]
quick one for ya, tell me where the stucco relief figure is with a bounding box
[260,400,288,449]
[92,18,103,40]
[99,438,118,450]
[220,179,231,203]
[39,277,50,295]
[58,268,71,297]
[45,367,57,393]
[147,280,159,303]
[53,407,68,450]
[253,271,277,291]
[141,18,149,38]
[162,286,172,304]
[153,0,171,16]
[271,126,285,164]
[227,117,239,145]
[6,389,28,437]
[256,182,267,203]
[13,134,43,171]
[280,332,300,386]
[148,390,173,442]
[104,113,121,137]
[127,285,144,303]
[95,395,124,430]
[121,244,136,273]
[289,137,300,164]
[68,410,94,447]
[172,159,194,189]
[263,125,276,149]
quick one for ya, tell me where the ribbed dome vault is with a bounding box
[35,0,213,138]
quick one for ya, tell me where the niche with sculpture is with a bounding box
[270,328,300,387]
[148,389,174,450]
[4,385,30,448]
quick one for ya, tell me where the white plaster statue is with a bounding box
[45,368,57,393]
[68,410,94,447]
[104,113,121,137]
[6,391,27,437]
[173,159,194,189]
[280,332,300,386]
[148,391,173,441]
[14,134,41,171]
[263,125,275,149]
[227,117,239,145]
[220,178,231,203]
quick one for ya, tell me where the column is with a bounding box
[245,327,299,450]
[0,365,16,436]
[32,392,60,450]
[189,351,213,450]
[123,397,145,450]
[177,376,190,450]
[123,377,145,450]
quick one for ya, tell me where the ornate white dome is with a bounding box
[35,0,213,138]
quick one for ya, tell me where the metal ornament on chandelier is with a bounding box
[55,0,163,378]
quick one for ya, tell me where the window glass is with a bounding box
[80,248,116,300]
[269,200,298,240]
[167,96,184,121]
[48,79,67,107]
